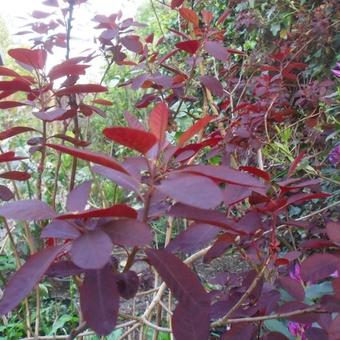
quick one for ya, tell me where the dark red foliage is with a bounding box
[0,1,337,338]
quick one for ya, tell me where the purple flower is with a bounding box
[329,144,340,167]
[288,321,311,340]
[289,263,303,284]
[331,62,340,78]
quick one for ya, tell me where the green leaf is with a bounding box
[264,320,293,339]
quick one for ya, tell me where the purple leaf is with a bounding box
[301,253,339,283]
[71,230,112,269]
[178,164,265,188]
[0,245,64,315]
[305,327,328,340]
[92,165,140,193]
[326,221,340,244]
[102,219,152,247]
[115,270,139,299]
[200,75,224,97]
[157,173,223,209]
[146,249,210,340]
[41,220,81,240]
[46,260,84,277]
[204,41,229,61]
[222,324,256,340]
[123,111,145,130]
[167,223,221,253]
[80,264,119,335]
[0,199,56,220]
[223,184,252,205]
[172,302,210,340]
[145,249,209,304]
[0,185,14,201]
[278,276,305,301]
[66,180,92,212]
[168,203,242,234]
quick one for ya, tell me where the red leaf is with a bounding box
[157,173,223,209]
[286,192,331,207]
[0,101,26,109]
[103,127,157,154]
[202,10,214,26]
[71,230,112,269]
[204,41,228,61]
[178,115,213,146]
[41,220,81,240]
[92,165,140,193]
[301,239,335,249]
[57,204,137,220]
[216,9,231,25]
[120,35,143,53]
[326,221,340,244]
[175,40,200,54]
[146,249,210,340]
[200,75,224,97]
[46,143,127,174]
[333,278,340,299]
[93,98,112,106]
[278,276,305,301]
[48,62,89,80]
[0,245,64,315]
[288,151,305,177]
[159,48,180,64]
[0,171,30,181]
[0,66,21,77]
[180,165,265,188]
[66,181,92,212]
[239,166,271,182]
[55,84,107,96]
[0,151,26,163]
[167,223,221,253]
[0,79,31,92]
[145,33,154,44]
[171,0,184,9]
[8,48,47,69]
[179,7,199,27]
[0,200,56,221]
[102,219,152,247]
[80,265,119,335]
[301,253,339,283]
[115,271,139,299]
[149,102,169,143]
[0,126,36,141]
[0,185,14,201]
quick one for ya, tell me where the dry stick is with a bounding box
[119,313,171,333]
[212,306,325,327]
[212,256,272,328]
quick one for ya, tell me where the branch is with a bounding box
[212,306,325,327]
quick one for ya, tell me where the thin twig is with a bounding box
[212,306,325,327]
